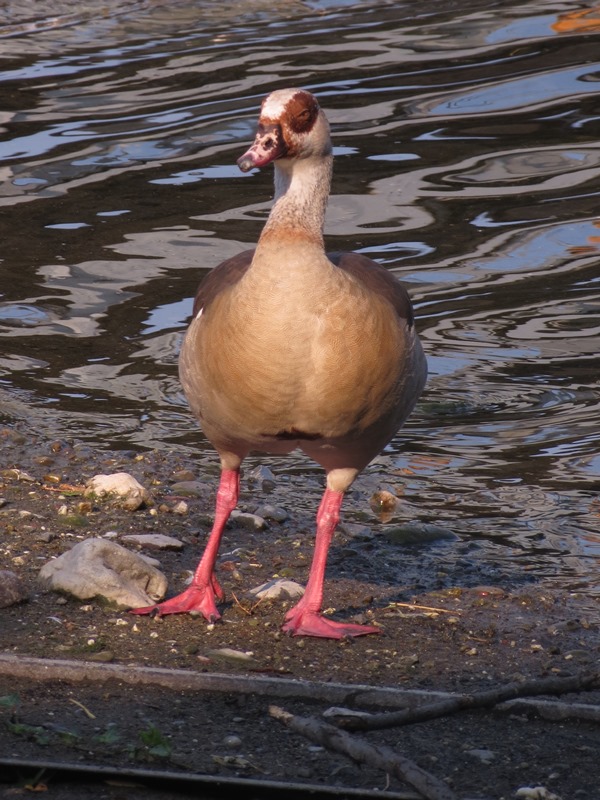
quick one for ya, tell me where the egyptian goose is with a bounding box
[132,88,427,638]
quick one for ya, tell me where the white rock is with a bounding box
[249,578,304,601]
[515,789,562,800]
[84,472,153,511]
[39,538,167,609]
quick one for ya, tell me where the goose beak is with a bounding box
[237,122,286,172]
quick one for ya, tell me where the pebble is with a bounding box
[230,510,267,531]
[253,503,288,523]
[1,468,36,482]
[170,480,210,497]
[84,472,153,511]
[36,531,57,543]
[467,748,495,764]
[0,570,28,608]
[515,788,561,800]
[340,522,374,541]
[171,500,188,515]
[171,469,196,482]
[223,735,242,749]
[383,522,457,544]
[248,464,276,490]
[121,533,184,551]
[210,648,256,664]
[87,651,114,663]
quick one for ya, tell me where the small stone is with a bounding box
[36,531,57,543]
[248,464,276,490]
[210,648,256,664]
[383,522,457,545]
[340,522,374,540]
[223,734,242,749]
[253,504,288,523]
[172,500,188,515]
[515,788,562,800]
[0,570,28,608]
[34,456,55,467]
[2,469,36,483]
[230,510,267,531]
[170,481,210,497]
[88,651,114,663]
[249,578,304,601]
[121,533,184,551]
[171,469,196,482]
[467,748,495,764]
[84,472,153,511]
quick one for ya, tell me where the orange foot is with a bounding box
[131,578,223,621]
[282,609,381,639]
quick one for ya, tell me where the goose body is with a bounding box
[133,88,427,638]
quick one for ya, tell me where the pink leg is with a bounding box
[282,488,381,639]
[131,468,239,620]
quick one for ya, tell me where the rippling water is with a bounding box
[0,0,599,593]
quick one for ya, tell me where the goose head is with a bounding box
[237,88,332,173]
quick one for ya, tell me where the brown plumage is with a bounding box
[132,88,427,638]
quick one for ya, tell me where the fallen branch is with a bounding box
[335,671,599,732]
[499,697,600,723]
[269,704,457,800]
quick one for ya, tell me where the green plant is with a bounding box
[137,723,172,759]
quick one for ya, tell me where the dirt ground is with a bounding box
[0,422,599,800]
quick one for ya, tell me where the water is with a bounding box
[0,0,598,594]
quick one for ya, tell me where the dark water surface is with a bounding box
[0,0,599,593]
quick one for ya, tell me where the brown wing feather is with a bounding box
[327,251,414,328]
[192,249,255,318]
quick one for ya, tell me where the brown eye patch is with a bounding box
[286,91,319,133]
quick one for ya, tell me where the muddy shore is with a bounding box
[0,422,599,799]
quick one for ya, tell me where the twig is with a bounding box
[269,704,457,800]
[230,592,265,616]
[335,671,599,732]
[68,698,96,719]
[43,483,85,494]
[387,602,460,615]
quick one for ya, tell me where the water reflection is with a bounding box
[0,0,598,593]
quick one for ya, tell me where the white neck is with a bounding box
[260,153,333,246]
